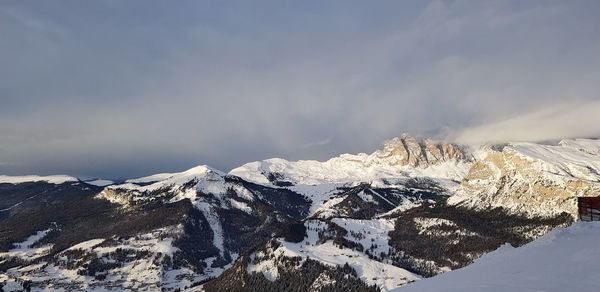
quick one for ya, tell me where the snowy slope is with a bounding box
[0,175,78,184]
[0,228,55,261]
[100,165,225,204]
[399,221,600,292]
[247,219,420,291]
[0,227,215,292]
[448,138,600,217]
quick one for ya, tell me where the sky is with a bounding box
[1,0,600,179]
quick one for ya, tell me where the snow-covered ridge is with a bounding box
[230,134,471,186]
[0,174,117,187]
[0,175,78,185]
[510,139,600,181]
[84,179,114,187]
[109,165,224,192]
[125,172,179,184]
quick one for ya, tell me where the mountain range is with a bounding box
[1,134,599,291]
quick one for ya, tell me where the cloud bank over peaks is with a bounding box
[452,99,600,145]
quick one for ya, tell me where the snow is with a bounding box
[288,183,341,213]
[84,179,114,187]
[229,135,472,188]
[229,199,252,214]
[230,156,470,186]
[399,221,600,292]
[331,218,396,256]
[228,143,468,221]
[0,229,54,261]
[108,165,232,198]
[357,190,375,202]
[309,272,335,290]
[0,174,78,184]
[196,201,225,257]
[103,165,232,207]
[0,226,216,292]
[311,194,348,218]
[102,165,258,259]
[280,235,419,291]
[247,252,281,281]
[291,180,444,219]
[378,200,422,217]
[510,139,600,181]
[411,218,477,243]
[125,172,178,183]
[65,239,106,251]
[248,220,420,291]
[114,165,221,191]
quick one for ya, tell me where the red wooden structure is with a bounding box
[578,197,600,221]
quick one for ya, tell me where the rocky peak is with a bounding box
[448,139,600,218]
[375,134,467,167]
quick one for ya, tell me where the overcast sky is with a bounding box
[1,1,600,179]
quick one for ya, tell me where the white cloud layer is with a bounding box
[452,99,600,145]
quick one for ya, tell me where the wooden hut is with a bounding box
[578,197,600,221]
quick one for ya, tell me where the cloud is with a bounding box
[452,99,600,145]
[299,139,332,149]
[1,1,600,178]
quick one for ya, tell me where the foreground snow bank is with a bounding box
[399,221,600,292]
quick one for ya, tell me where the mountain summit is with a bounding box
[373,134,467,168]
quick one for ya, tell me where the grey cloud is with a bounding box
[1,1,599,179]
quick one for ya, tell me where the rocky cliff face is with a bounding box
[373,134,467,168]
[448,139,600,218]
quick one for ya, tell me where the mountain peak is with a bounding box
[376,134,467,168]
[231,134,471,185]
[124,165,223,185]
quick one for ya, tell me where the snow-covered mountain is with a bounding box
[448,139,600,218]
[1,165,312,290]
[1,135,599,291]
[230,134,471,186]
